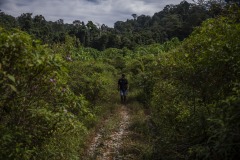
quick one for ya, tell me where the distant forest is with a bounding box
[0,0,232,50]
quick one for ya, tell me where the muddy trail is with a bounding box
[86,105,131,160]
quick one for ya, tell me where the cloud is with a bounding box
[0,0,189,27]
[86,0,100,3]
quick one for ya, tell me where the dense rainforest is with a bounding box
[1,1,214,50]
[0,0,240,159]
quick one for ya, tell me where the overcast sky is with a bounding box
[0,0,191,27]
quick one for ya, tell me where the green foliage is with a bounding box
[0,1,211,50]
[149,8,240,159]
[123,38,181,107]
[0,3,239,160]
[68,60,117,106]
[0,27,93,159]
[121,103,153,159]
[0,11,18,28]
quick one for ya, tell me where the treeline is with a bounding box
[0,1,220,50]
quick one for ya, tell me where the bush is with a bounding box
[0,27,92,159]
[149,12,240,159]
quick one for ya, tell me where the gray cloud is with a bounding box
[0,0,191,27]
[86,0,100,3]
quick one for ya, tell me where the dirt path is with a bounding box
[86,105,130,160]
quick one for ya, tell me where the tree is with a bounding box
[132,13,138,20]
[225,0,240,6]
[17,13,33,32]
[0,10,18,28]
[73,20,81,26]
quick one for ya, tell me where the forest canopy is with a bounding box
[1,1,213,50]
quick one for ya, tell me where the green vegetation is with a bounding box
[149,13,240,159]
[1,1,211,50]
[1,1,240,159]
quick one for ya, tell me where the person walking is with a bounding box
[118,74,128,103]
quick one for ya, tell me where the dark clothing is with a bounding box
[118,78,128,91]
